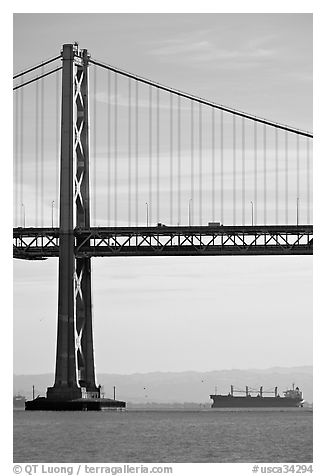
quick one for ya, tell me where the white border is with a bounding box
[3,2,324,474]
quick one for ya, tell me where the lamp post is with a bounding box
[296,197,299,226]
[250,201,254,226]
[145,202,149,227]
[51,200,55,228]
[21,203,25,228]
[188,198,192,226]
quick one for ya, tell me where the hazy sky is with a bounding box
[13,13,312,376]
[13,13,312,130]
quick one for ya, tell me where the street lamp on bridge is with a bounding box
[188,198,192,226]
[250,201,254,226]
[145,202,149,227]
[51,200,55,228]
[296,197,300,226]
[21,203,25,228]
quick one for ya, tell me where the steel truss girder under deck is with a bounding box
[13,225,313,258]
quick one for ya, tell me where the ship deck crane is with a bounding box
[230,386,279,397]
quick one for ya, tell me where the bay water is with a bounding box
[13,408,312,463]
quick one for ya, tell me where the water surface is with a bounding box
[13,408,313,463]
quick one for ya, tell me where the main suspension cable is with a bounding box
[89,58,313,138]
[13,55,61,79]
[13,67,62,91]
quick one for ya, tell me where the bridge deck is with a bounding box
[13,225,313,259]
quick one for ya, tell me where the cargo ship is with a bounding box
[210,384,304,408]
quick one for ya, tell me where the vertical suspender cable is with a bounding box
[40,65,44,227]
[14,88,19,226]
[233,115,236,225]
[263,124,267,225]
[190,101,194,222]
[93,65,97,225]
[170,93,173,225]
[107,70,111,225]
[149,86,152,225]
[135,80,139,226]
[307,137,310,223]
[35,79,39,227]
[211,108,215,222]
[128,77,131,226]
[285,131,288,225]
[296,134,300,225]
[56,70,60,227]
[220,110,224,224]
[199,103,202,225]
[254,121,257,226]
[114,72,118,226]
[156,88,160,223]
[275,128,278,224]
[177,95,181,225]
[20,75,24,227]
[242,117,245,225]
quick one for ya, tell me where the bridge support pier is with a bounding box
[46,43,85,402]
[26,44,124,410]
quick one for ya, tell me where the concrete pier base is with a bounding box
[25,396,126,411]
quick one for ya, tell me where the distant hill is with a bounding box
[13,366,313,404]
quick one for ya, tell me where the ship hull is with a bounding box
[210,395,303,408]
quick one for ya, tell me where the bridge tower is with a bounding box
[47,44,99,401]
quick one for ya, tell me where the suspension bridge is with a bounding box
[13,43,313,409]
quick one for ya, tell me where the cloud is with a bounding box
[147,35,276,66]
[148,39,212,57]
